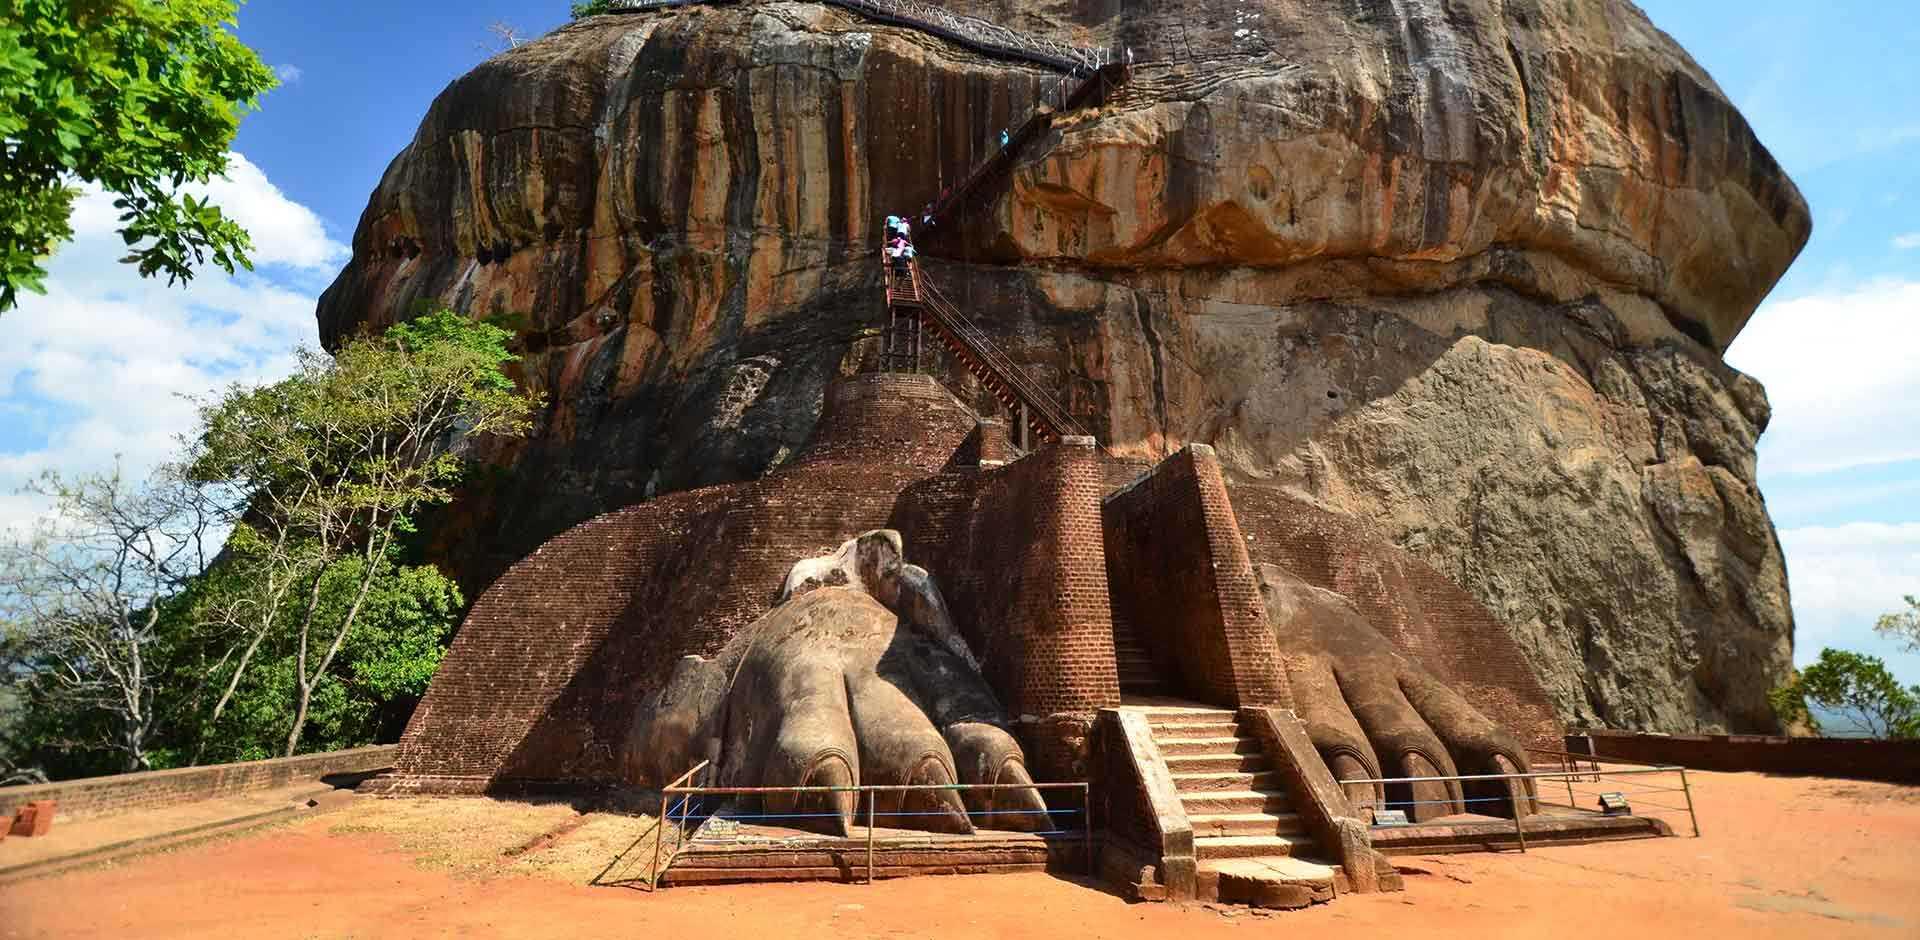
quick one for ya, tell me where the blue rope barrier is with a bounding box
[1355,794,1525,808]
[677,808,1085,822]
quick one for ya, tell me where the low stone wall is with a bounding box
[0,746,397,821]
[1569,730,1920,784]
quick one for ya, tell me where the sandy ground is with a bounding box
[1,768,1915,939]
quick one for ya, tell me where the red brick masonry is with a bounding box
[388,373,1565,792]
[1571,730,1920,784]
[0,746,396,822]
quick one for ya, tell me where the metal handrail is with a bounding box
[605,0,1118,76]
[1341,763,1701,850]
[917,274,1089,443]
[652,776,1092,886]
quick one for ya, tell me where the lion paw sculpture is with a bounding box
[622,530,1048,835]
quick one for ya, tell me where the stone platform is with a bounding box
[1367,809,1672,856]
[657,820,1093,886]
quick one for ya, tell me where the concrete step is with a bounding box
[1153,736,1260,757]
[1171,771,1283,793]
[1188,812,1309,838]
[1192,834,1314,861]
[1164,753,1269,774]
[1180,789,1293,815]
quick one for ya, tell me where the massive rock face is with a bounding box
[317,0,1809,732]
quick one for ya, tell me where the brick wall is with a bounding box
[892,437,1121,779]
[1570,730,1920,784]
[389,374,982,790]
[0,746,395,822]
[1224,484,1563,751]
[1102,445,1288,708]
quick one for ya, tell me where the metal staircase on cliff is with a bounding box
[876,51,1130,451]
[882,257,1089,450]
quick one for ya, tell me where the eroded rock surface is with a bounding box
[319,0,1807,731]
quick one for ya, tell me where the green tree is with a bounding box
[570,1,615,19]
[1769,648,1920,740]
[0,0,277,312]
[1876,595,1920,654]
[182,558,461,762]
[189,309,537,755]
[0,465,224,771]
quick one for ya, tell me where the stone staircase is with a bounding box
[1139,705,1384,907]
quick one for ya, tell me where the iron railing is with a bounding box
[605,0,1120,76]
[917,273,1090,443]
[650,773,1092,887]
[1342,761,1700,852]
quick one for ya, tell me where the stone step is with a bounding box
[1193,834,1314,861]
[1140,710,1236,730]
[1152,736,1261,757]
[1179,789,1293,815]
[1150,720,1240,739]
[1205,856,1339,909]
[1164,753,1268,774]
[1171,771,1283,793]
[1188,812,1309,838]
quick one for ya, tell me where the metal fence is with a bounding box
[1343,755,1700,852]
[604,0,1120,76]
[648,762,1091,887]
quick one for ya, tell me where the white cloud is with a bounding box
[1893,232,1920,250]
[1778,522,1920,682]
[0,153,338,532]
[274,64,303,84]
[1726,279,1920,476]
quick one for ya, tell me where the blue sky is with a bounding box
[2,2,1916,693]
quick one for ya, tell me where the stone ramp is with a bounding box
[658,821,1091,885]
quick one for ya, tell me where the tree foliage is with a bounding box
[1770,647,1920,740]
[1,309,539,779]
[0,466,224,772]
[0,0,277,312]
[570,0,616,19]
[187,308,536,756]
[1875,595,1920,654]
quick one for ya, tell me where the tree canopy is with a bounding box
[1770,647,1920,740]
[0,0,276,312]
[1,310,540,779]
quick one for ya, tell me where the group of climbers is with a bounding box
[884,214,917,276]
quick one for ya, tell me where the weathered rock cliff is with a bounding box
[317,0,1809,733]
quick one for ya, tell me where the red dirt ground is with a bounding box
[2,768,1915,939]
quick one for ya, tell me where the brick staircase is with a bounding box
[1111,618,1170,699]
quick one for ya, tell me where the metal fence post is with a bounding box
[650,792,668,889]
[1083,782,1093,876]
[1680,768,1700,837]
[1513,804,1528,853]
[1563,767,1576,810]
[866,789,878,884]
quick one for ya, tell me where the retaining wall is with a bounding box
[1569,730,1920,784]
[0,746,396,821]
